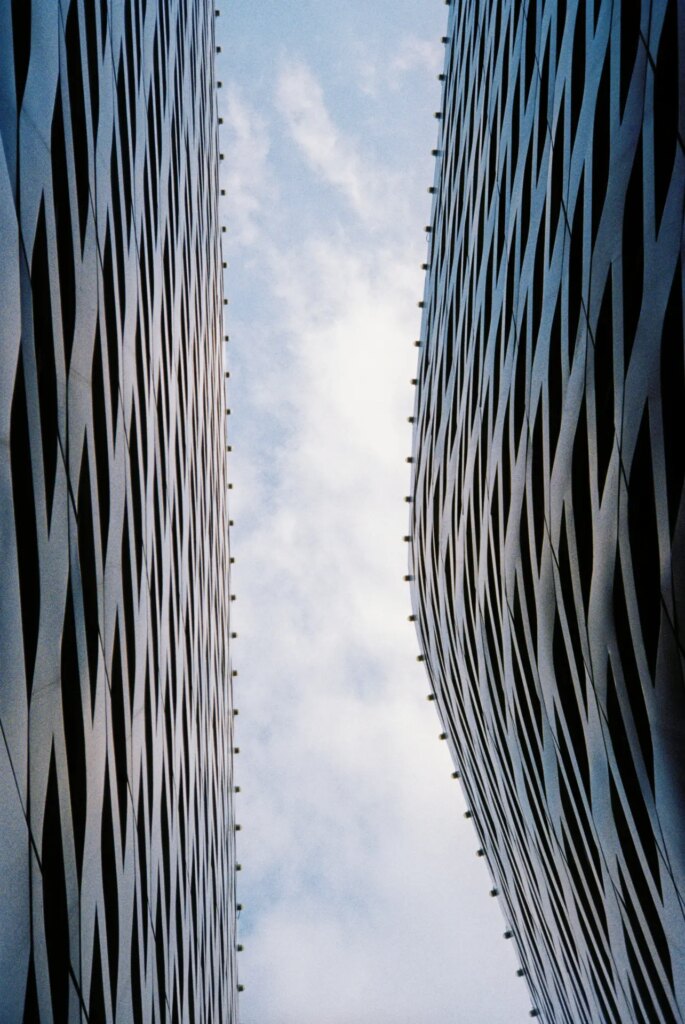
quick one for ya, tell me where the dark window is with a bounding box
[11,0,31,107]
[31,202,59,524]
[42,749,70,1021]
[10,356,40,694]
[61,581,87,882]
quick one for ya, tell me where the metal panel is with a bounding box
[410,2,685,1021]
[0,1,237,1020]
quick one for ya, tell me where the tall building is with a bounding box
[410,2,684,1022]
[0,1,237,1021]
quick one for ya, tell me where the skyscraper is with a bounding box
[410,2,684,1022]
[0,1,237,1020]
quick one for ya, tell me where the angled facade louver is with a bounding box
[410,2,685,1022]
[0,1,237,1021]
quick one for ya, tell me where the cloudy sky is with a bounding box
[215,3,531,1022]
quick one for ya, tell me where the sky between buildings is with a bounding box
[216,3,532,1021]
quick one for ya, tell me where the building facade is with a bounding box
[0,1,237,1021]
[410,1,684,1022]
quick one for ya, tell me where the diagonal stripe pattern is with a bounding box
[410,2,685,1021]
[0,1,237,1021]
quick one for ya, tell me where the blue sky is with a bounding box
[216,4,531,1022]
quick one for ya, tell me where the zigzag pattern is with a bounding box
[0,0,236,1020]
[411,1,685,1021]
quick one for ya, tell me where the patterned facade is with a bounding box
[0,0,237,1021]
[410,1,684,1022]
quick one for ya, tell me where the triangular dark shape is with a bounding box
[60,578,87,884]
[22,953,39,1024]
[101,770,119,1010]
[42,746,70,1022]
[10,354,40,697]
[89,916,107,1024]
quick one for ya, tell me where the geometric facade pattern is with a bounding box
[410,2,685,1021]
[0,1,236,1020]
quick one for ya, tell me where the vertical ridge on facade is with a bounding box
[410,2,685,1022]
[0,1,237,1020]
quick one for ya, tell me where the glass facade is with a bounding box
[410,2,685,1022]
[0,0,236,1020]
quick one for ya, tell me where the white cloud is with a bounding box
[355,35,442,98]
[229,231,531,1020]
[220,85,277,246]
[390,36,442,77]
[219,48,532,1024]
[275,62,405,229]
